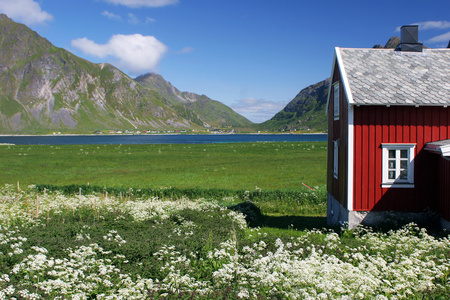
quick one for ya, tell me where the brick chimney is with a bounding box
[397,25,423,52]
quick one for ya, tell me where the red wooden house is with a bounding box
[326,25,450,229]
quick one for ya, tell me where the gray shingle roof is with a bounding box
[337,48,450,105]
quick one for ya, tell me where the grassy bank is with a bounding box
[0,142,326,190]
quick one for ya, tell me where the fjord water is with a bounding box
[0,133,326,145]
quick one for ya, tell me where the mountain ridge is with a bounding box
[0,14,252,134]
[258,79,330,132]
[135,73,253,128]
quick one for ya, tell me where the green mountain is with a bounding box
[258,79,330,132]
[135,73,253,128]
[0,14,251,134]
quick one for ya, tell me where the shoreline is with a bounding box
[0,132,326,137]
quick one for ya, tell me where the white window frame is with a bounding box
[381,143,416,188]
[333,82,339,120]
[333,139,339,179]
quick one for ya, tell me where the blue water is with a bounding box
[0,133,327,145]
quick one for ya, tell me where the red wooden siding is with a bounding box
[353,105,450,212]
[438,157,450,221]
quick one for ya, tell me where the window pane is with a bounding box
[389,150,396,158]
[383,145,415,185]
[389,160,396,169]
[389,171,396,179]
[400,170,408,180]
[334,83,339,117]
[400,160,408,169]
[333,140,338,178]
[400,150,408,158]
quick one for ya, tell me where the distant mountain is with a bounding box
[259,36,402,132]
[0,14,251,134]
[373,36,401,49]
[135,73,253,128]
[258,79,330,132]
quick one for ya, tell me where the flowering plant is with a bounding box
[0,185,449,299]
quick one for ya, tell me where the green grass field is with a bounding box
[0,142,327,190]
[0,142,328,218]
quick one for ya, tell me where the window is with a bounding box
[381,144,416,188]
[333,82,339,119]
[333,139,339,178]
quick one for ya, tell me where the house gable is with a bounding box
[325,48,355,113]
[327,52,353,222]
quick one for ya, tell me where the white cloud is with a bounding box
[0,0,53,25]
[71,34,168,75]
[413,21,450,30]
[178,47,194,54]
[102,0,178,8]
[395,21,450,32]
[127,13,139,24]
[102,11,122,21]
[427,31,450,43]
[145,17,156,23]
[102,11,155,25]
[230,98,287,123]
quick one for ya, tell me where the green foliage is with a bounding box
[0,187,449,299]
[0,96,23,117]
[33,184,327,218]
[52,93,65,111]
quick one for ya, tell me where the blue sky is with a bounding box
[1,0,450,123]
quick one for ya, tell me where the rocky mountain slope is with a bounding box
[258,79,330,132]
[0,14,251,134]
[135,73,253,128]
[258,37,402,132]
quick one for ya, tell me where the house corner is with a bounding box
[327,192,350,227]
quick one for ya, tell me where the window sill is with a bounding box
[381,183,414,189]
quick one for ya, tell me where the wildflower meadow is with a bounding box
[1,184,449,299]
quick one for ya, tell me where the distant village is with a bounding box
[52,129,238,135]
[49,128,310,135]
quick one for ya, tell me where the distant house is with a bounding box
[326,25,450,229]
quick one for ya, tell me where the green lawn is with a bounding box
[0,142,327,190]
